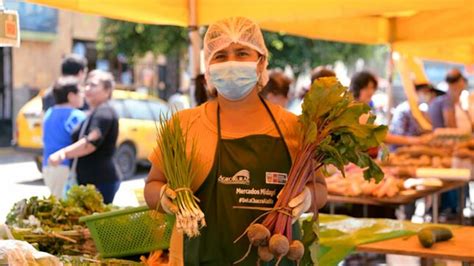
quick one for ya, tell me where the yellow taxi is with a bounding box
[15,89,169,179]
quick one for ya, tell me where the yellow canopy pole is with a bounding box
[386,46,395,123]
[394,54,432,131]
[404,56,429,84]
[188,0,200,78]
[187,0,201,106]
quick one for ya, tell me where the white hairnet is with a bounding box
[204,17,269,90]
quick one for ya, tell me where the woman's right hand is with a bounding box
[48,149,66,167]
[160,184,179,214]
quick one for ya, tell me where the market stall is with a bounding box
[0,185,172,265]
[356,227,474,263]
[6,2,472,264]
[316,213,474,266]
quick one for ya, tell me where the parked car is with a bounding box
[14,89,169,179]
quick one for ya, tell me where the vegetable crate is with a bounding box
[79,206,175,258]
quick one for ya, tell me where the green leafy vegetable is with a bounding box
[260,77,387,265]
[5,184,112,255]
[300,77,388,181]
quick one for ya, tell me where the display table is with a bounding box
[356,226,474,262]
[327,180,468,223]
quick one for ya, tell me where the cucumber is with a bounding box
[417,226,453,248]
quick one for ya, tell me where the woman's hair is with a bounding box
[260,71,291,98]
[445,68,467,84]
[88,70,115,90]
[349,71,378,99]
[194,74,209,105]
[53,76,79,104]
[310,67,336,84]
[61,54,88,76]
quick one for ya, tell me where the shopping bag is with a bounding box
[62,165,78,198]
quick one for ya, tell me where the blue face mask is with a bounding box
[209,61,259,101]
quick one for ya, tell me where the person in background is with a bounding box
[48,70,121,204]
[289,67,336,114]
[390,83,444,146]
[42,77,86,198]
[349,71,378,108]
[429,68,470,217]
[429,68,470,132]
[42,54,88,112]
[389,83,444,220]
[260,71,292,108]
[350,71,430,146]
[311,67,336,84]
[300,67,336,99]
[194,74,209,106]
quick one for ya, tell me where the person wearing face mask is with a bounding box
[350,71,431,147]
[389,83,444,220]
[144,17,327,266]
[390,83,444,148]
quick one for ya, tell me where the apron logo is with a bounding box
[218,169,250,185]
[265,172,288,185]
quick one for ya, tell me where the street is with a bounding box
[0,147,147,223]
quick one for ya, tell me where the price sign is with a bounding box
[0,9,19,47]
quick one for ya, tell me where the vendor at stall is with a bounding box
[349,71,431,147]
[144,17,327,265]
[429,68,470,217]
[389,82,444,150]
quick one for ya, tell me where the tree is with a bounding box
[263,31,383,75]
[98,19,383,77]
[97,19,189,62]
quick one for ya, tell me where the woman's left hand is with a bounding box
[288,186,312,224]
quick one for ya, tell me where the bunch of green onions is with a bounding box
[156,114,205,237]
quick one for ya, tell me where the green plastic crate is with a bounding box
[79,206,175,258]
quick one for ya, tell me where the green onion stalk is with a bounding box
[156,114,205,237]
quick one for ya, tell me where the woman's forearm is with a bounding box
[63,137,96,159]
[384,133,417,146]
[144,180,166,210]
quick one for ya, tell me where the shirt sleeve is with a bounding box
[441,97,454,111]
[64,110,86,134]
[87,107,114,148]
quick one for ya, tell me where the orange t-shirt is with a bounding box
[148,99,301,189]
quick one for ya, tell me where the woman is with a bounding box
[350,71,431,146]
[42,76,86,198]
[145,17,327,265]
[48,70,120,204]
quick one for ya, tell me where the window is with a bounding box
[148,100,170,120]
[122,99,154,120]
[110,99,128,119]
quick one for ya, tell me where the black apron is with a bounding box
[184,98,300,265]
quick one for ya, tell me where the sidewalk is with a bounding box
[0,147,38,165]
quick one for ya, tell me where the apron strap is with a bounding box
[258,95,291,159]
[216,95,293,176]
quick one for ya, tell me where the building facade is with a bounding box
[0,2,101,146]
